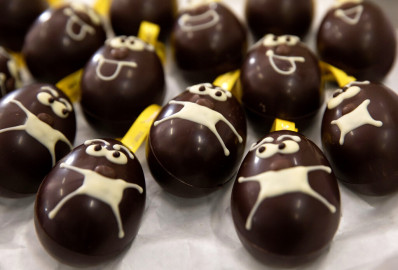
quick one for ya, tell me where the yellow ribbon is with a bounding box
[55,69,83,103]
[320,61,356,88]
[138,21,166,64]
[270,118,298,132]
[120,104,162,153]
[213,69,242,100]
[93,0,112,16]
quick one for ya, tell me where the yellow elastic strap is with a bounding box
[138,21,166,63]
[213,69,242,100]
[46,0,63,7]
[56,69,83,103]
[320,61,356,88]
[9,51,26,69]
[270,118,298,132]
[121,104,162,153]
[93,0,111,16]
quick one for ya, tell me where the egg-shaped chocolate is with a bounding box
[0,0,48,52]
[240,34,322,128]
[246,0,314,40]
[321,81,398,195]
[171,1,247,82]
[22,3,106,84]
[317,0,397,81]
[80,36,165,136]
[147,83,246,197]
[0,83,76,197]
[110,0,177,40]
[35,138,146,267]
[0,47,21,97]
[231,130,341,266]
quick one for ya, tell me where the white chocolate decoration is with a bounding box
[63,7,96,41]
[331,99,383,145]
[84,139,134,165]
[263,34,300,47]
[154,100,243,156]
[238,165,336,230]
[95,54,137,81]
[188,83,232,101]
[184,0,217,10]
[37,86,73,118]
[178,9,220,32]
[0,47,21,96]
[266,50,305,75]
[107,36,154,52]
[48,163,143,239]
[334,4,364,25]
[328,81,369,109]
[251,135,301,159]
[334,0,363,7]
[69,2,101,25]
[84,139,135,160]
[0,99,72,166]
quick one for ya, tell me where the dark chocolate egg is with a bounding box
[246,0,314,40]
[22,3,106,84]
[171,1,247,82]
[35,138,146,267]
[147,83,246,197]
[240,34,322,128]
[80,36,165,136]
[0,47,21,97]
[231,130,341,266]
[0,0,48,51]
[321,81,398,195]
[317,0,397,81]
[0,83,76,197]
[110,0,177,40]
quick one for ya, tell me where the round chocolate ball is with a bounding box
[0,47,22,97]
[0,0,48,51]
[321,81,398,195]
[317,0,397,81]
[0,83,76,197]
[240,34,322,128]
[171,1,247,82]
[147,83,246,198]
[22,3,106,84]
[80,36,165,136]
[110,0,177,40]
[35,138,146,267]
[231,130,341,266]
[246,0,314,40]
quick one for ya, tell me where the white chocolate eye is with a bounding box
[85,144,128,165]
[263,34,300,47]
[253,140,300,159]
[37,90,73,118]
[108,36,154,52]
[188,83,232,101]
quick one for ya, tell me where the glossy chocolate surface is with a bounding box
[81,36,165,136]
[0,83,76,197]
[0,0,48,51]
[317,0,397,81]
[171,1,247,82]
[35,139,146,266]
[22,3,106,84]
[0,47,21,97]
[110,0,177,40]
[246,0,314,40]
[231,130,341,266]
[322,81,398,195]
[240,34,322,127]
[147,83,246,197]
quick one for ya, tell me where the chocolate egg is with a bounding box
[0,83,76,197]
[246,0,314,40]
[110,0,177,40]
[0,47,21,97]
[231,130,341,266]
[22,3,106,84]
[171,1,247,82]
[317,0,397,81]
[0,0,48,51]
[321,81,398,195]
[35,138,146,267]
[240,34,322,128]
[147,83,246,197]
[80,36,165,136]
